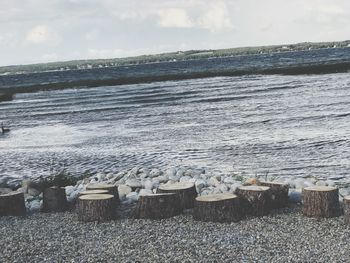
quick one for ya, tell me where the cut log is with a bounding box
[235,185,271,216]
[86,183,119,205]
[157,182,197,209]
[78,194,116,222]
[79,190,109,196]
[43,186,68,212]
[258,181,289,209]
[194,193,241,222]
[302,186,340,218]
[0,191,26,216]
[135,193,181,219]
[343,196,350,224]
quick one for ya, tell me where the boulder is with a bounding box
[118,185,132,199]
[126,192,139,202]
[149,168,162,178]
[125,179,142,189]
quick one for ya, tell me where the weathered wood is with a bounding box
[86,183,119,205]
[135,193,181,219]
[194,193,242,222]
[78,194,116,222]
[43,186,68,212]
[79,190,109,196]
[0,191,26,216]
[157,182,197,209]
[302,186,340,218]
[258,181,289,209]
[344,196,350,224]
[235,185,271,216]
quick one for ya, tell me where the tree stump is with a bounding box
[79,190,109,196]
[0,192,26,216]
[78,194,116,222]
[135,193,181,219]
[86,183,119,205]
[235,185,271,216]
[343,196,350,224]
[194,193,241,222]
[157,182,197,209]
[302,186,340,218]
[258,181,289,209]
[43,186,68,212]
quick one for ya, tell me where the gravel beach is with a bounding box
[1,205,350,263]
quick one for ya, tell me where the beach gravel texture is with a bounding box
[1,205,350,262]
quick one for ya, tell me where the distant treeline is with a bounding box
[1,40,350,75]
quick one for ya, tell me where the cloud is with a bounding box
[197,1,233,32]
[26,25,49,43]
[157,8,193,28]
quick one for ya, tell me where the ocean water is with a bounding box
[0,49,350,183]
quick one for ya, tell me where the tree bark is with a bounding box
[258,181,289,209]
[157,182,197,209]
[135,193,181,219]
[235,185,271,216]
[0,191,26,216]
[194,193,241,222]
[78,194,116,222]
[43,186,68,212]
[86,183,119,206]
[302,186,340,218]
[343,196,350,224]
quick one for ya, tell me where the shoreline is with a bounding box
[1,205,350,262]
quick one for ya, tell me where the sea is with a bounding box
[1,48,350,184]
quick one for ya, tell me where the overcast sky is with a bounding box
[0,0,349,66]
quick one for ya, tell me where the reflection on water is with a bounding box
[1,74,350,182]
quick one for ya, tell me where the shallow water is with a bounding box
[1,73,350,182]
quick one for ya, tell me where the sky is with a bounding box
[0,0,350,66]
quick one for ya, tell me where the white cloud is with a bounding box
[197,1,233,32]
[157,8,193,28]
[26,25,49,43]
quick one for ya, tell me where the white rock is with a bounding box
[166,168,177,177]
[154,175,168,183]
[90,178,98,184]
[169,174,180,182]
[126,192,139,202]
[339,188,350,197]
[289,189,302,203]
[326,180,336,187]
[184,169,192,176]
[176,169,185,178]
[28,188,41,197]
[29,200,42,212]
[303,180,314,187]
[223,177,236,184]
[152,179,160,189]
[67,190,79,202]
[65,185,75,196]
[180,176,191,182]
[230,183,242,193]
[316,180,327,187]
[118,185,132,199]
[189,178,196,183]
[139,189,153,196]
[130,167,140,176]
[106,173,114,180]
[219,184,229,193]
[144,180,154,190]
[125,179,142,189]
[195,179,206,193]
[96,172,106,182]
[149,168,162,178]
[208,177,220,187]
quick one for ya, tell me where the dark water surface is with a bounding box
[1,72,350,182]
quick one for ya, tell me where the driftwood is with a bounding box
[258,181,289,209]
[235,185,271,216]
[194,193,241,222]
[78,194,116,222]
[135,193,181,219]
[86,184,119,205]
[302,186,340,218]
[0,191,26,216]
[157,182,197,210]
[43,186,68,212]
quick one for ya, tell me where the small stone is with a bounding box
[125,179,142,189]
[29,199,42,212]
[65,185,75,196]
[118,185,132,199]
[28,187,41,197]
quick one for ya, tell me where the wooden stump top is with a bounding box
[86,183,115,190]
[344,196,350,201]
[0,191,19,197]
[304,186,337,192]
[196,193,238,202]
[79,190,109,195]
[79,194,114,201]
[237,185,270,191]
[158,182,194,191]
